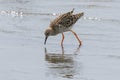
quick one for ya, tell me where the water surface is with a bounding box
[0,0,120,80]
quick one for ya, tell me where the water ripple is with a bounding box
[0,10,120,23]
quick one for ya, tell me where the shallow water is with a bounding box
[0,0,120,80]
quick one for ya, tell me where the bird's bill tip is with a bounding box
[44,36,48,45]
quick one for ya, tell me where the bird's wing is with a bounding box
[63,12,84,28]
[50,9,74,29]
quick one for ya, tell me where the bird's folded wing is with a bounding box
[50,9,74,29]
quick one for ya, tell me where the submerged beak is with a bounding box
[44,36,48,45]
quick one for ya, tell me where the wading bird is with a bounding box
[44,9,84,46]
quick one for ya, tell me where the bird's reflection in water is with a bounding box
[45,46,81,79]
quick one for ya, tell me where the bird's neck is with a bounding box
[47,28,57,36]
[51,30,58,36]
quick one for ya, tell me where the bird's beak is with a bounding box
[44,36,48,45]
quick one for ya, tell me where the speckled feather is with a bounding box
[50,9,84,33]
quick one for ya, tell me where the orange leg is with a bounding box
[61,33,64,46]
[70,30,82,46]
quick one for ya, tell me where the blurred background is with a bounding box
[0,0,120,80]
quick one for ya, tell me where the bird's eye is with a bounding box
[46,32,49,36]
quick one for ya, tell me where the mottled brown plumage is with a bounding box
[44,9,84,46]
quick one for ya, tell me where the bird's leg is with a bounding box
[61,33,65,46]
[70,30,82,46]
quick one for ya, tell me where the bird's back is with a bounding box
[50,9,84,33]
[50,8,74,26]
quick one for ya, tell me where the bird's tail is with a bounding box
[70,8,75,14]
[75,12,84,19]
